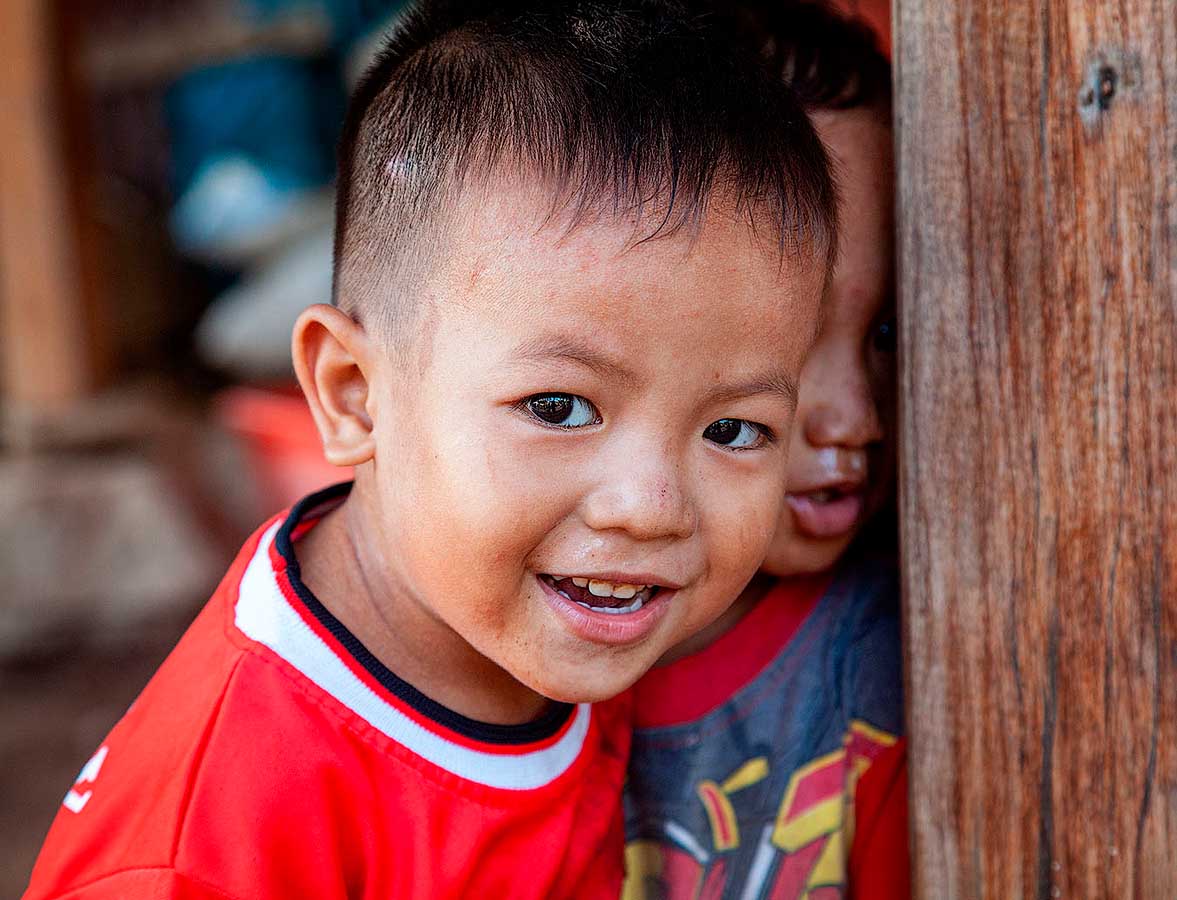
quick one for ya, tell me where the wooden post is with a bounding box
[0,0,96,420]
[896,2,1177,897]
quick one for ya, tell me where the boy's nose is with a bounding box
[803,381,884,450]
[581,457,697,542]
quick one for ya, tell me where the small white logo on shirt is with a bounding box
[63,745,108,814]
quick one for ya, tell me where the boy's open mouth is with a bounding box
[786,483,866,540]
[539,574,660,615]
[803,486,854,503]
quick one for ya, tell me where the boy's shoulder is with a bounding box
[22,519,294,899]
[26,508,632,900]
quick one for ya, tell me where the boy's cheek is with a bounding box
[694,482,782,610]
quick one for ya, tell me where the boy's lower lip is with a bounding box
[537,575,673,646]
[786,491,865,540]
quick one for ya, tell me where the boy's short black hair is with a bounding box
[332,0,837,337]
[718,1,891,111]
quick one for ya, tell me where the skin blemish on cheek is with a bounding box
[655,476,675,503]
[468,258,488,291]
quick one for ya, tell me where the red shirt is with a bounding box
[25,491,631,900]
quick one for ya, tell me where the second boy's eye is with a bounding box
[873,316,897,353]
[522,393,600,428]
[703,418,769,450]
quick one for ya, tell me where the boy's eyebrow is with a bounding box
[703,374,799,408]
[510,336,640,386]
[511,335,798,406]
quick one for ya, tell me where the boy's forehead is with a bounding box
[812,106,894,324]
[434,174,823,322]
[405,177,827,390]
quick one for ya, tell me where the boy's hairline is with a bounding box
[329,1,843,344]
[332,160,836,344]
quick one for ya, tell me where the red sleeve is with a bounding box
[847,738,909,900]
[30,868,244,900]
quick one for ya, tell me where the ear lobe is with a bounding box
[292,304,377,467]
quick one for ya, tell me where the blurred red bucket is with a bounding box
[216,385,350,512]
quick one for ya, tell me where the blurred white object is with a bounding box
[196,224,334,379]
[170,154,333,268]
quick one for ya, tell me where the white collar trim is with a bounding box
[234,522,592,791]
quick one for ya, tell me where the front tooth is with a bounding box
[611,584,638,600]
[572,577,589,588]
[588,580,613,598]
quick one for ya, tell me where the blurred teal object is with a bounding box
[166,55,341,262]
[165,0,405,264]
[243,0,406,48]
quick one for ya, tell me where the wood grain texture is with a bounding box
[895,1,1177,897]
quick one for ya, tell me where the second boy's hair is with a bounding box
[332,0,838,340]
[720,1,891,111]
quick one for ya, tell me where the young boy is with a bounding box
[23,3,839,899]
[623,5,906,899]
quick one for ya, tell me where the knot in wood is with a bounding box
[1080,65,1117,112]
[1077,56,1131,132]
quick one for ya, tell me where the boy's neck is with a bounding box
[296,499,557,727]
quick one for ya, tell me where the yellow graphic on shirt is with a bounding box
[769,720,899,897]
[622,841,666,900]
[697,757,769,850]
[623,720,897,900]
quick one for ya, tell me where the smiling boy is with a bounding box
[23,2,836,899]
[295,176,828,720]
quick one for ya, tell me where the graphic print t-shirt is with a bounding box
[623,555,906,900]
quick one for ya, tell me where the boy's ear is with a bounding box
[292,304,377,467]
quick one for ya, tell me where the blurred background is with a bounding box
[0,0,887,892]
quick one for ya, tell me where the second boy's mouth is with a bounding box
[786,481,867,541]
[539,575,662,615]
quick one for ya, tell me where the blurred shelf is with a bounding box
[81,6,333,90]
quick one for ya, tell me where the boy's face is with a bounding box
[762,106,898,576]
[361,180,824,703]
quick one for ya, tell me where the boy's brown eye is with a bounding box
[703,418,768,449]
[705,419,741,443]
[873,317,897,353]
[523,393,599,428]
[529,395,571,422]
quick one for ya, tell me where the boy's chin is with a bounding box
[520,658,650,705]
